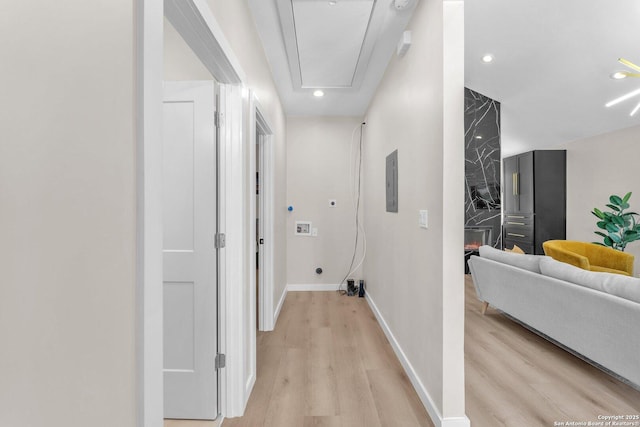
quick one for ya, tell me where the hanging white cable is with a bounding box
[339,122,367,294]
[346,125,367,279]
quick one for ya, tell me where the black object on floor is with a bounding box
[358,280,365,297]
[347,279,357,296]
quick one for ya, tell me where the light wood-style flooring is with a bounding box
[222,291,432,427]
[464,274,640,426]
[167,282,640,427]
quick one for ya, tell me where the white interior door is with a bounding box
[163,81,218,420]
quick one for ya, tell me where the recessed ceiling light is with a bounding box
[313,90,324,97]
[328,0,337,5]
[481,54,494,63]
[611,71,627,80]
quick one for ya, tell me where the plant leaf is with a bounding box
[592,208,605,219]
[594,231,608,238]
[606,204,621,212]
[612,215,625,226]
[596,221,608,230]
[604,236,614,247]
[592,242,605,246]
[623,192,632,203]
[605,223,619,233]
[609,233,622,243]
[610,195,623,206]
[624,230,640,240]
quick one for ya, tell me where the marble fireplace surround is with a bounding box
[464,88,501,249]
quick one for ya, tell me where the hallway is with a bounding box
[222,291,433,427]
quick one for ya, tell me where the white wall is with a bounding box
[205,0,288,321]
[362,0,467,424]
[562,125,640,274]
[0,2,136,427]
[164,18,215,81]
[286,117,364,286]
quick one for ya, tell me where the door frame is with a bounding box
[250,97,275,333]
[137,0,252,424]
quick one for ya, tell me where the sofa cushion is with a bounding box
[539,257,640,304]
[478,245,544,273]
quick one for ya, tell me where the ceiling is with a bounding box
[250,0,640,154]
[466,0,640,156]
[248,0,417,116]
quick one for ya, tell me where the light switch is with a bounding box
[419,210,428,229]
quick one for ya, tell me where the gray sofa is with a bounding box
[468,245,640,388]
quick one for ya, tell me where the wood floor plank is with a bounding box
[333,344,382,427]
[302,416,342,427]
[351,304,400,372]
[307,292,331,328]
[224,340,285,427]
[367,368,426,427]
[164,421,214,427]
[263,347,307,427]
[305,326,340,416]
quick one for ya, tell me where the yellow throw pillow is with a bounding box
[504,244,525,254]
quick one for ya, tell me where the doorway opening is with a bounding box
[252,101,275,333]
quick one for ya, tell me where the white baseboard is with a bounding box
[244,373,255,412]
[365,293,470,427]
[441,417,472,427]
[287,283,341,291]
[273,287,287,327]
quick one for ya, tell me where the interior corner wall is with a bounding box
[0,3,136,427]
[362,0,466,423]
[561,125,640,274]
[286,116,364,286]
[205,0,288,318]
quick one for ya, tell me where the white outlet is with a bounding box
[419,210,428,229]
[329,199,337,208]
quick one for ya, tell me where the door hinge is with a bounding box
[215,233,226,249]
[214,111,224,129]
[215,353,226,370]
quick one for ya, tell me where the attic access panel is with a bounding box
[293,0,373,87]
[276,0,385,90]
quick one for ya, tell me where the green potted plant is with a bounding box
[592,192,640,251]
